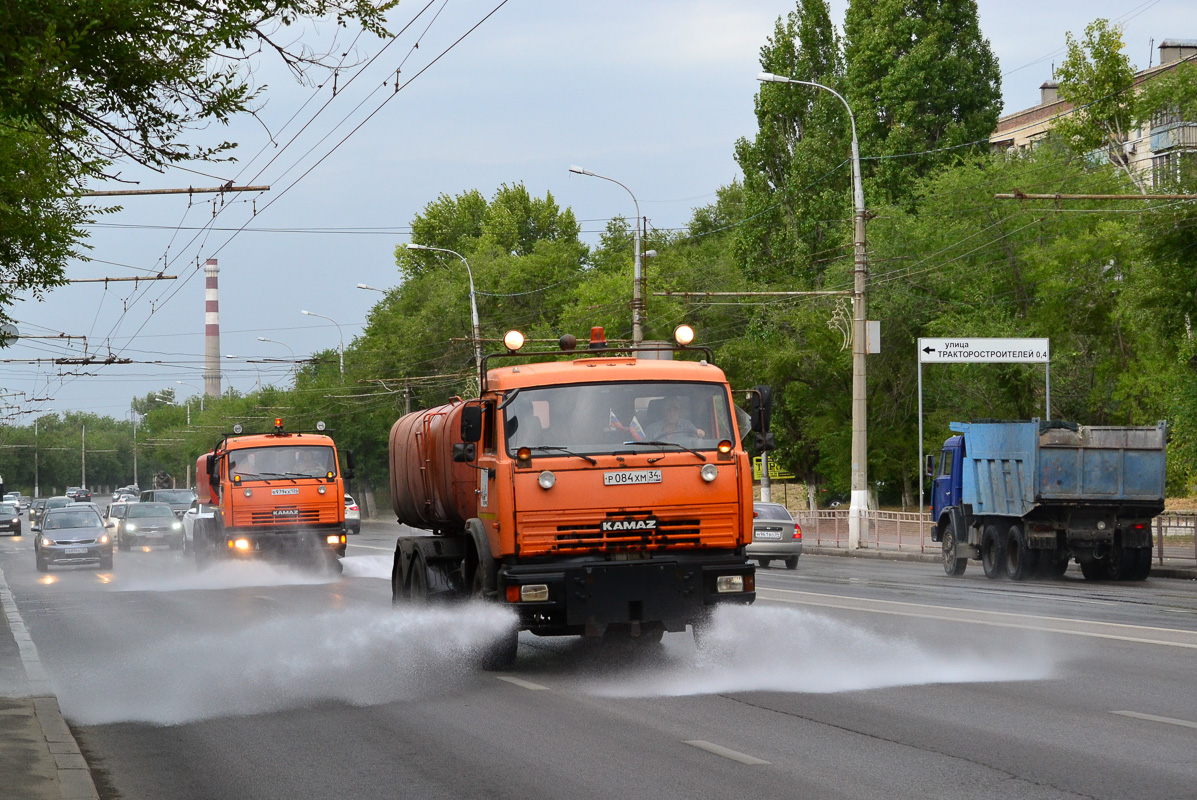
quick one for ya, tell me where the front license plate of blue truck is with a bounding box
[604,469,663,486]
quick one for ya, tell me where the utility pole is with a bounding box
[34,419,39,498]
[81,424,86,488]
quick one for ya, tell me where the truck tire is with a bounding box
[1079,558,1105,581]
[1128,546,1152,581]
[1004,524,1037,581]
[940,523,967,576]
[391,544,408,605]
[408,552,430,602]
[981,524,1005,579]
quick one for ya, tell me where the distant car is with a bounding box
[66,486,92,503]
[0,502,20,536]
[181,499,215,554]
[103,502,128,531]
[35,506,112,571]
[118,502,184,550]
[140,488,197,518]
[29,498,47,527]
[746,501,802,570]
[33,496,77,529]
[112,485,140,501]
[343,494,361,535]
[3,491,25,510]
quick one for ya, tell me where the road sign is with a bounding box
[753,457,795,481]
[918,337,1049,364]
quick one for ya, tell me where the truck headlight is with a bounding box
[700,464,718,482]
[520,584,549,602]
[125,524,137,532]
[716,575,744,593]
[537,470,556,490]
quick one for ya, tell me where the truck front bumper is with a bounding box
[499,554,754,636]
[220,526,347,559]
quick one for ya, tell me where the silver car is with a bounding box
[35,506,113,571]
[746,501,802,570]
[344,495,360,535]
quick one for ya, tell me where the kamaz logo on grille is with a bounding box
[600,517,658,532]
[272,509,300,516]
[271,488,300,495]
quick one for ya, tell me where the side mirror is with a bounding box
[206,454,215,476]
[453,442,477,462]
[460,405,482,443]
[925,454,936,478]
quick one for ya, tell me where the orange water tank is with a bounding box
[388,401,477,532]
[195,452,214,503]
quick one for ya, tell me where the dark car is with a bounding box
[0,502,20,536]
[140,489,196,518]
[66,486,93,503]
[29,498,47,527]
[33,496,77,530]
[745,501,803,570]
[35,506,112,571]
[118,502,184,550]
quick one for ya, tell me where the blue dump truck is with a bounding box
[929,420,1166,581]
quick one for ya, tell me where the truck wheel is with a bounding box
[408,552,430,602]
[981,524,1005,579]
[1128,546,1152,581]
[1079,558,1105,581]
[391,548,408,605]
[941,524,967,576]
[1004,524,1037,581]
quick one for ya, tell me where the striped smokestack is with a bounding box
[203,259,222,398]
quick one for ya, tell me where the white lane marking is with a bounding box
[684,740,770,765]
[345,543,394,552]
[1111,711,1197,730]
[757,587,1197,650]
[496,676,550,691]
[0,566,51,694]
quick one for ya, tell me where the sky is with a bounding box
[2,0,1187,422]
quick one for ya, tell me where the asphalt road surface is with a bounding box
[2,518,1195,800]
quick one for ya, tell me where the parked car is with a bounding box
[181,499,215,554]
[35,506,112,571]
[118,502,184,550]
[140,488,197,518]
[33,496,77,530]
[344,495,361,535]
[0,502,20,536]
[746,501,802,570]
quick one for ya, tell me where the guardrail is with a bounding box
[793,509,1197,567]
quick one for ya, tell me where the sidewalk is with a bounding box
[0,570,99,800]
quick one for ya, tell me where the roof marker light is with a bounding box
[674,324,695,346]
[504,330,526,352]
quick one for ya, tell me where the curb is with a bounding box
[0,568,100,800]
[803,545,1197,580]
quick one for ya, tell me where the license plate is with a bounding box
[64,547,87,554]
[603,470,663,486]
[754,530,783,540]
[271,488,299,496]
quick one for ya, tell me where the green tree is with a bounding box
[843,0,1002,206]
[0,0,395,312]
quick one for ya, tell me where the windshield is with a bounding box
[503,381,735,456]
[128,503,175,519]
[0,503,15,515]
[44,511,102,530]
[149,490,195,504]
[228,445,336,479]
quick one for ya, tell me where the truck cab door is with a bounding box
[930,442,961,520]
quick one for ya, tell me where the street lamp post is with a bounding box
[356,283,387,295]
[301,309,344,377]
[176,380,203,412]
[257,336,297,381]
[757,72,869,549]
[404,244,482,374]
[570,165,644,346]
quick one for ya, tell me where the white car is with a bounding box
[3,492,26,511]
[344,495,360,534]
[182,499,215,553]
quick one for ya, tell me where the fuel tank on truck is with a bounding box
[389,401,478,532]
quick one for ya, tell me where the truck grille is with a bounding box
[246,508,324,525]
[516,505,741,555]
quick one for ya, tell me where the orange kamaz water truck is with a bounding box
[389,326,758,667]
[194,419,350,572]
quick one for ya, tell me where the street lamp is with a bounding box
[301,309,344,377]
[404,243,482,374]
[176,380,203,412]
[757,71,869,549]
[357,283,387,294]
[152,392,187,425]
[225,354,263,392]
[570,165,644,346]
[257,336,297,381]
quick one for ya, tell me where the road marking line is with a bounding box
[346,543,394,552]
[757,588,1197,650]
[496,676,550,691]
[1111,711,1197,730]
[683,740,770,765]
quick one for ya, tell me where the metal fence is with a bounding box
[794,509,1197,567]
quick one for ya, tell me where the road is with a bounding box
[2,516,1196,800]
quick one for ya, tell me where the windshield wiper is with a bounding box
[234,472,271,484]
[527,446,598,465]
[258,472,298,483]
[622,440,707,461]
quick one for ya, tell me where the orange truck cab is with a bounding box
[194,419,349,571]
[389,326,757,668]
